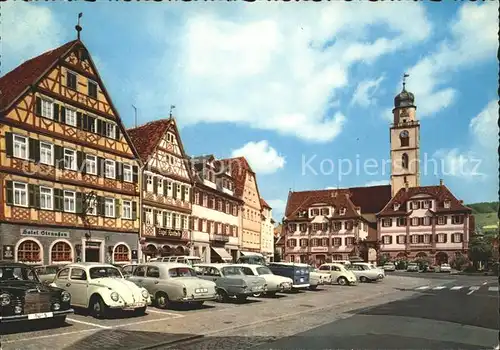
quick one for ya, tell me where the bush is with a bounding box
[450,255,469,270]
[395,260,408,270]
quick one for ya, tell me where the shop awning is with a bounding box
[240,251,264,257]
[211,247,233,261]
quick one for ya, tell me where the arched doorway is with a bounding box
[143,244,157,260]
[161,245,172,257]
[113,244,130,263]
[175,246,185,256]
[416,252,427,259]
[435,251,448,265]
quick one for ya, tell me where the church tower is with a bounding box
[390,74,420,197]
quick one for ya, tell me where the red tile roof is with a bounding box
[284,185,391,220]
[260,198,271,209]
[377,185,472,217]
[220,157,257,199]
[127,119,173,162]
[0,40,78,112]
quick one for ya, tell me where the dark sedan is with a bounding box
[0,261,74,325]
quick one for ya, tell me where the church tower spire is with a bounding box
[390,73,420,197]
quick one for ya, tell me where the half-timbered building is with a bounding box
[127,118,192,261]
[190,155,243,262]
[0,38,141,265]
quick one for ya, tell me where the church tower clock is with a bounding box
[390,74,420,197]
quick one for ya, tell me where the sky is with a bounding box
[2,1,498,222]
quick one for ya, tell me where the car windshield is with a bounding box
[256,266,272,275]
[385,263,394,266]
[221,266,244,276]
[89,266,123,279]
[0,266,39,282]
[168,267,197,277]
[186,258,202,266]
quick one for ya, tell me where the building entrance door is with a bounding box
[85,241,101,262]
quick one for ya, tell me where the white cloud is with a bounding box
[137,2,432,143]
[1,2,64,72]
[432,148,486,181]
[397,2,498,118]
[469,99,497,151]
[365,180,390,187]
[351,75,386,108]
[266,199,287,219]
[231,140,285,175]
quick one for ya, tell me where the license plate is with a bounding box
[28,312,53,320]
[300,278,304,282]
[195,288,208,293]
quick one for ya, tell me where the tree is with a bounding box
[468,235,493,270]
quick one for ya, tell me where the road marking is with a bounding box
[415,286,430,290]
[467,286,480,295]
[450,286,464,290]
[2,329,96,343]
[114,315,183,328]
[482,282,488,285]
[146,309,185,317]
[432,286,446,290]
[67,317,112,329]
[488,286,499,292]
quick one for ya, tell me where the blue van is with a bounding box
[267,262,310,290]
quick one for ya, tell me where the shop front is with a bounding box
[140,227,191,262]
[210,234,234,262]
[0,223,139,266]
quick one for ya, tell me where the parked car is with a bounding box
[438,263,451,273]
[195,263,266,303]
[51,262,151,319]
[151,256,203,266]
[308,266,332,286]
[406,263,419,272]
[238,264,293,296]
[293,264,325,290]
[318,263,357,286]
[350,263,385,282]
[121,263,139,277]
[382,263,396,272]
[0,262,73,325]
[34,264,64,284]
[236,254,267,265]
[128,262,216,308]
[267,262,311,290]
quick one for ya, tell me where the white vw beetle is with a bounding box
[127,262,217,308]
[238,264,293,296]
[51,262,151,319]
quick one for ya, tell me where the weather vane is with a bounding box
[169,105,176,118]
[403,73,409,90]
[75,13,83,40]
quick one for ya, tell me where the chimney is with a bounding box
[440,179,443,186]
[404,182,409,191]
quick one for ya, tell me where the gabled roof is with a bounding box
[348,185,392,214]
[220,157,260,200]
[260,198,271,209]
[0,40,78,112]
[377,185,472,217]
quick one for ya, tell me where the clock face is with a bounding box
[400,130,409,138]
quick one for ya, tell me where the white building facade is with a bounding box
[260,199,275,262]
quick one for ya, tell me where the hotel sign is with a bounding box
[155,228,182,239]
[20,229,69,238]
[310,247,328,253]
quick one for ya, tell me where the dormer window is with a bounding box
[393,203,400,211]
[422,200,430,209]
[321,208,329,216]
[444,200,451,209]
[339,207,346,216]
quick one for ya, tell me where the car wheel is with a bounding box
[337,277,348,286]
[215,289,229,303]
[155,292,170,309]
[90,295,107,319]
[359,276,369,283]
[236,295,247,303]
[252,293,262,297]
[134,306,147,316]
[309,285,318,290]
[52,315,67,327]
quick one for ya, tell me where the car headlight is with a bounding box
[141,289,149,299]
[110,292,119,301]
[0,293,11,306]
[61,291,71,302]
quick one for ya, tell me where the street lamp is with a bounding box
[79,191,97,241]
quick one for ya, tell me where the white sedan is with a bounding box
[349,263,385,282]
[438,263,452,273]
[238,264,293,296]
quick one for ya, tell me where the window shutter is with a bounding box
[35,97,42,116]
[82,114,88,131]
[28,184,40,208]
[143,175,147,191]
[115,162,123,181]
[460,233,463,242]
[76,192,83,214]
[77,151,85,173]
[29,138,39,162]
[181,185,185,201]
[5,132,13,157]
[153,177,158,194]
[97,119,103,135]
[97,196,105,216]
[97,157,105,177]
[77,112,83,129]
[451,234,455,243]
[53,103,60,122]
[172,183,177,199]
[54,189,63,211]
[389,236,393,244]
[163,212,167,227]
[54,146,64,169]
[132,201,137,220]
[133,166,139,184]
[5,180,13,205]
[115,199,121,218]
[163,180,168,196]
[115,127,120,141]
[60,106,66,124]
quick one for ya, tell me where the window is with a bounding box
[88,80,98,98]
[105,160,115,179]
[105,123,116,139]
[397,235,406,244]
[397,217,406,226]
[146,175,153,192]
[123,164,133,182]
[399,130,409,147]
[66,70,77,90]
[156,211,163,227]
[333,238,341,246]
[41,99,53,119]
[452,215,463,225]
[339,208,346,216]
[312,223,320,231]
[167,132,174,143]
[64,149,77,170]
[203,194,208,206]
[104,198,115,218]
[422,217,430,226]
[70,268,87,280]
[345,237,354,245]
[437,216,446,225]
[289,223,297,232]
[40,142,54,165]
[144,208,153,225]
[300,239,308,247]
[225,202,230,213]
[40,187,53,210]
[64,191,76,212]
[423,234,431,244]
[217,200,222,211]
[411,235,418,244]
[382,218,392,227]
[182,216,188,230]
[86,196,97,215]
[13,182,28,207]
[411,217,419,226]
[194,192,200,205]
[345,221,353,230]
[402,153,409,169]
[85,155,97,175]
[177,184,181,198]
[393,203,400,211]
[114,244,129,262]
[146,266,160,278]
[422,200,430,209]
[167,181,173,196]
[321,208,329,216]
[122,200,132,219]
[444,200,451,209]
[411,201,420,210]
[65,108,77,127]
[174,213,180,229]
[13,135,28,159]
[165,212,172,228]
[17,240,41,263]
[52,241,72,262]
[437,233,446,243]
[184,187,189,201]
